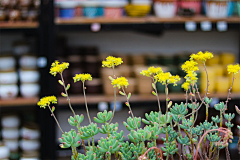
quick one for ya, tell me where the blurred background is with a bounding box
[0,0,240,159]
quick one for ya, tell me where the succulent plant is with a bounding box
[207,133,221,142]
[144,124,162,140]
[161,141,178,156]
[177,135,190,145]
[180,117,194,130]
[68,114,84,127]
[97,135,121,154]
[224,113,235,121]
[211,115,221,124]
[123,117,141,131]
[119,141,137,160]
[204,97,213,104]
[142,111,172,126]
[128,128,151,143]
[80,123,99,140]
[94,110,113,123]
[170,102,188,115]
[200,120,213,130]
[59,129,81,148]
[112,130,125,142]
[214,102,225,111]
[99,122,118,134]
[187,103,199,110]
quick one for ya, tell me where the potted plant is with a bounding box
[38,52,240,160]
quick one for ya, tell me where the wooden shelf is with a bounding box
[0,21,39,29]
[0,97,39,107]
[58,92,240,105]
[55,16,240,25]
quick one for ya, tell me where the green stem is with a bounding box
[47,105,64,134]
[165,84,169,143]
[83,82,91,124]
[205,103,209,121]
[92,137,95,152]
[209,142,213,159]
[109,66,117,123]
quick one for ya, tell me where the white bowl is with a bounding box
[0,84,18,99]
[20,83,40,98]
[0,56,16,71]
[1,115,20,128]
[154,2,177,18]
[0,71,18,84]
[3,139,19,151]
[205,1,229,18]
[21,126,40,140]
[19,70,40,83]
[2,128,19,139]
[0,145,10,159]
[20,140,40,151]
[19,56,38,69]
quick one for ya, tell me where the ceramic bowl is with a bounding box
[125,0,151,17]
[21,123,40,140]
[205,1,234,18]
[0,144,10,159]
[0,56,16,71]
[3,139,19,151]
[0,71,18,84]
[19,70,40,83]
[0,84,18,99]
[20,83,40,98]
[20,140,40,151]
[154,1,177,18]
[1,115,20,128]
[19,55,38,69]
[2,128,19,139]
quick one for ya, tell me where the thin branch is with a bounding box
[47,105,64,134]
[83,82,91,123]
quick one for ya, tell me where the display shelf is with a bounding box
[0,97,39,107]
[0,21,39,29]
[56,16,240,25]
[58,92,240,105]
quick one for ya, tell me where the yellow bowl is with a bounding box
[125,5,151,17]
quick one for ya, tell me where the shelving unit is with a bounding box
[0,97,39,107]
[0,21,39,29]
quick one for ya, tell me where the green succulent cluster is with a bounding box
[80,123,99,140]
[142,111,172,126]
[68,114,84,127]
[123,117,141,131]
[59,129,81,148]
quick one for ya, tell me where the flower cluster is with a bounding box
[227,64,240,75]
[140,66,163,77]
[37,96,57,109]
[111,77,129,89]
[73,73,93,83]
[102,56,123,68]
[155,72,180,86]
[190,51,213,63]
[50,60,69,76]
[181,60,199,73]
[181,82,190,91]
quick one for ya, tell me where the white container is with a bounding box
[19,70,40,83]
[154,1,177,18]
[1,115,20,128]
[19,55,38,69]
[205,1,229,18]
[0,56,16,71]
[0,71,18,84]
[20,140,40,151]
[20,83,40,98]
[3,139,19,151]
[2,128,19,139]
[21,124,40,140]
[0,144,10,159]
[0,84,18,99]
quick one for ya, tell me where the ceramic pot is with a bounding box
[205,0,234,18]
[3,139,19,151]
[0,143,10,159]
[20,140,40,151]
[154,0,177,18]
[1,115,20,128]
[0,71,18,84]
[20,83,40,98]
[13,41,30,56]
[0,56,16,71]
[21,123,40,140]
[0,84,18,99]
[19,55,38,69]
[2,128,19,139]
[19,70,40,83]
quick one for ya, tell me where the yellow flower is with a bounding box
[190,51,213,63]
[111,77,129,89]
[181,82,190,91]
[184,71,198,83]
[227,64,240,75]
[50,60,69,76]
[102,56,123,68]
[181,60,199,73]
[73,73,92,83]
[37,96,57,109]
[155,72,180,86]
[140,66,163,77]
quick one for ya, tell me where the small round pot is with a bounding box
[205,0,234,18]
[0,84,18,99]
[154,0,177,18]
[2,128,19,139]
[19,70,40,83]
[0,56,16,71]
[3,139,19,151]
[0,71,18,84]
[0,143,10,159]
[21,123,40,140]
[20,139,40,151]
[19,55,38,69]
[1,115,20,128]
[20,83,40,98]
